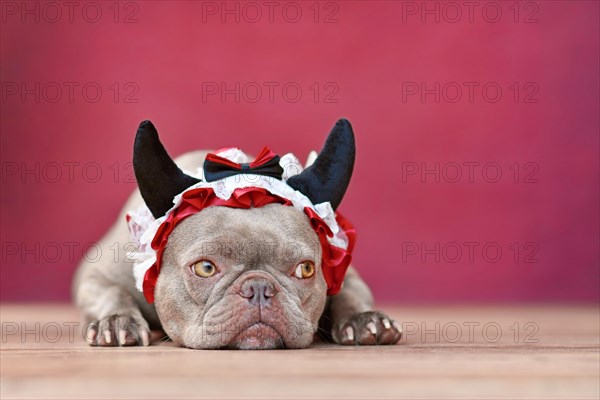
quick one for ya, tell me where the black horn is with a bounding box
[287,119,355,210]
[133,120,200,218]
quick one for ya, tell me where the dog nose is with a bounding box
[239,279,276,306]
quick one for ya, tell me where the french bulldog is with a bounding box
[73,119,402,349]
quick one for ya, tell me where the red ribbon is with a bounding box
[141,186,355,303]
[204,153,242,170]
[250,146,278,168]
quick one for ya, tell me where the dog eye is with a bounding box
[293,261,315,279]
[191,260,217,278]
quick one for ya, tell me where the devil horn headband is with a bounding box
[134,119,355,217]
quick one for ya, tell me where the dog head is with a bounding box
[132,119,355,349]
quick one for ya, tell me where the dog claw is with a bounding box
[140,329,150,347]
[86,328,96,343]
[382,318,391,329]
[344,326,354,342]
[118,329,127,346]
[366,322,377,335]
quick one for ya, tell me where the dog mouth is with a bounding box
[230,322,284,350]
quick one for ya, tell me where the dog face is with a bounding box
[132,119,355,349]
[154,204,327,349]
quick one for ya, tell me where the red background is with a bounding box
[1,1,598,303]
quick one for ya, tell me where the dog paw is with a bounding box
[332,311,402,346]
[86,314,150,347]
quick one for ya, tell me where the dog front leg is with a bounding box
[73,259,153,347]
[327,267,402,345]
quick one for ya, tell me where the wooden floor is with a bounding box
[1,304,598,399]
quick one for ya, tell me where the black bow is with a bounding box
[203,147,284,182]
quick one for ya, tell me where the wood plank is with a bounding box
[1,304,598,399]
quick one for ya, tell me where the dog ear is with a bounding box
[287,119,355,210]
[133,120,200,218]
